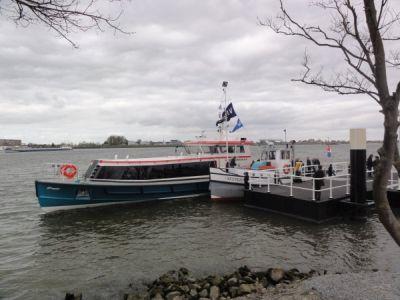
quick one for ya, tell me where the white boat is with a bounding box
[209,143,294,200]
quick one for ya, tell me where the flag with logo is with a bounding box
[230,118,244,133]
[216,102,237,126]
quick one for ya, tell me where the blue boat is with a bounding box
[35,156,217,212]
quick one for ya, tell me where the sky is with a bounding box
[0,0,399,144]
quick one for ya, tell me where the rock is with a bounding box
[209,286,219,300]
[242,276,255,284]
[152,293,163,300]
[189,283,202,291]
[210,275,222,286]
[227,277,238,286]
[159,273,176,285]
[261,277,269,288]
[65,293,82,300]
[166,291,182,300]
[238,283,255,295]
[149,285,164,297]
[229,286,238,298]
[124,294,146,300]
[199,298,210,300]
[203,283,210,290]
[180,285,190,294]
[269,268,286,284]
[189,289,198,298]
[238,266,251,277]
[199,289,208,298]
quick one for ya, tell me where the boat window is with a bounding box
[228,146,235,153]
[281,150,291,160]
[237,145,245,153]
[268,151,276,160]
[219,146,226,153]
[95,162,212,180]
[209,146,219,154]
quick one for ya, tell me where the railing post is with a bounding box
[391,168,394,189]
[329,177,333,199]
[259,173,262,188]
[346,174,350,195]
[267,176,270,193]
[290,175,293,197]
[397,171,400,191]
[312,178,315,201]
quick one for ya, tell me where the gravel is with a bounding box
[235,271,400,300]
[303,271,400,300]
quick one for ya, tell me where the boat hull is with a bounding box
[35,178,210,212]
[209,168,245,200]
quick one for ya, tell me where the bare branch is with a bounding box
[4,0,132,46]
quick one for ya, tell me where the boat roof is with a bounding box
[97,154,251,166]
[184,140,254,146]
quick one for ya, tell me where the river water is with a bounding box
[1,144,399,299]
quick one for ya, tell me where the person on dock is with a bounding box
[313,165,325,201]
[367,154,374,177]
[230,156,237,168]
[327,164,335,177]
[306,157,311,176]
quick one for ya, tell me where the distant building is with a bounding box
[0,139,22,146]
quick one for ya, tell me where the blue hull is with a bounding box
[35,179,210,212]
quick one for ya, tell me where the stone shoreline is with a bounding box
[65,266,320,300]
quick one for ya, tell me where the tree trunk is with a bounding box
[373,100,400,246]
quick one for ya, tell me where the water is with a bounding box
[1,144,399,299]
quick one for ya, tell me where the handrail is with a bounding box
[248,168,399,201]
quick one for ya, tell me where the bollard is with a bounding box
[350,128,366,203]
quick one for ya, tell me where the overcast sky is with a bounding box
[0,0,398,144]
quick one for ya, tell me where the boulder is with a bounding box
[238,266,251,277]
[166,291,182,300]
[229,286,239,298]
[269,268,285,284]
[209,286,220,300]
[227,277,238,286]
[65,293,82,300]
[238,284,255,296]
[210,275,222,286]
[189,289,198,298]
[152,293,164,300]
[179,285,190,294]
[199,289,208,298]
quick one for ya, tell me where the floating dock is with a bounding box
[245,179,376,223]
[244,129,399,223]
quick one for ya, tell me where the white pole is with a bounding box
[312,178,315,201]
[267,176,270,193]
[329,177,333,199]
[346,174,350,195]
[290,175,293,197]
[223,83,229,166]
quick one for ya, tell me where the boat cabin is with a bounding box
[183,138,254,168]
[251,144,293,171]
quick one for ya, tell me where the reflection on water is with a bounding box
[1,145,399,299]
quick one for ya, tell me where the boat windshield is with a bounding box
[93,161,213,180]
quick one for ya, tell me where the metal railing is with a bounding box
[248,167,400,200]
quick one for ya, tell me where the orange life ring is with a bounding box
[283,164,291,174]
[60,164,78,179]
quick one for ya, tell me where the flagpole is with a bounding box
[222,81,229,166]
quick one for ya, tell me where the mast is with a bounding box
[222,81,229,165]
